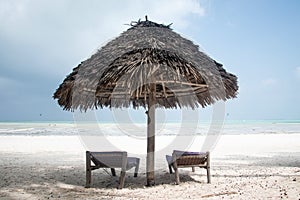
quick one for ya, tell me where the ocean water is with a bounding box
[0,120,299,136]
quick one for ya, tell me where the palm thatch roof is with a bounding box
[53,18,238,111]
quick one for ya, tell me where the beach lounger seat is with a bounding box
[86,151,140,189]
[166,150,211,184]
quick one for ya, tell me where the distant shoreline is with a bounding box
[0,119,300,124]
[0,120,299,136]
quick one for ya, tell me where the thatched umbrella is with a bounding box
[53,16,238,186]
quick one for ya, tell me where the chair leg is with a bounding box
[207,167,211,183]
[85,151,92,188]
[118,171,126,189]
[168,164,173,174]
[207,152,211,183]
[111,168,116,176]
[134,158,140,177]
[174,168,180,184]
[192,167,195,172]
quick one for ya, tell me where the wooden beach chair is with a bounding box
[166,150,211,184]
[86,151,140,189]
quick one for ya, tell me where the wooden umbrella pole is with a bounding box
[146,81,156,186]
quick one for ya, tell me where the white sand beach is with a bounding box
[0,134,300,199]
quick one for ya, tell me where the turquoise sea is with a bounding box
[0,120,299,136]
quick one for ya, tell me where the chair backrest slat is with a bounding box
[90,151,127,168]
[173,150,208,166]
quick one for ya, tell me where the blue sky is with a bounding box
[0,0,299,121]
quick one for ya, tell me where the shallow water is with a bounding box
[0,120,299,136]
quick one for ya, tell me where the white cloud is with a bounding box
[142,0,206,29]
[0,0,207,79]
[0,0,206,33]
[0,0,206,40]
[0,0,27,22]
[261,78,277,86]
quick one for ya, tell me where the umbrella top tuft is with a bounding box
[129,16,172,30]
